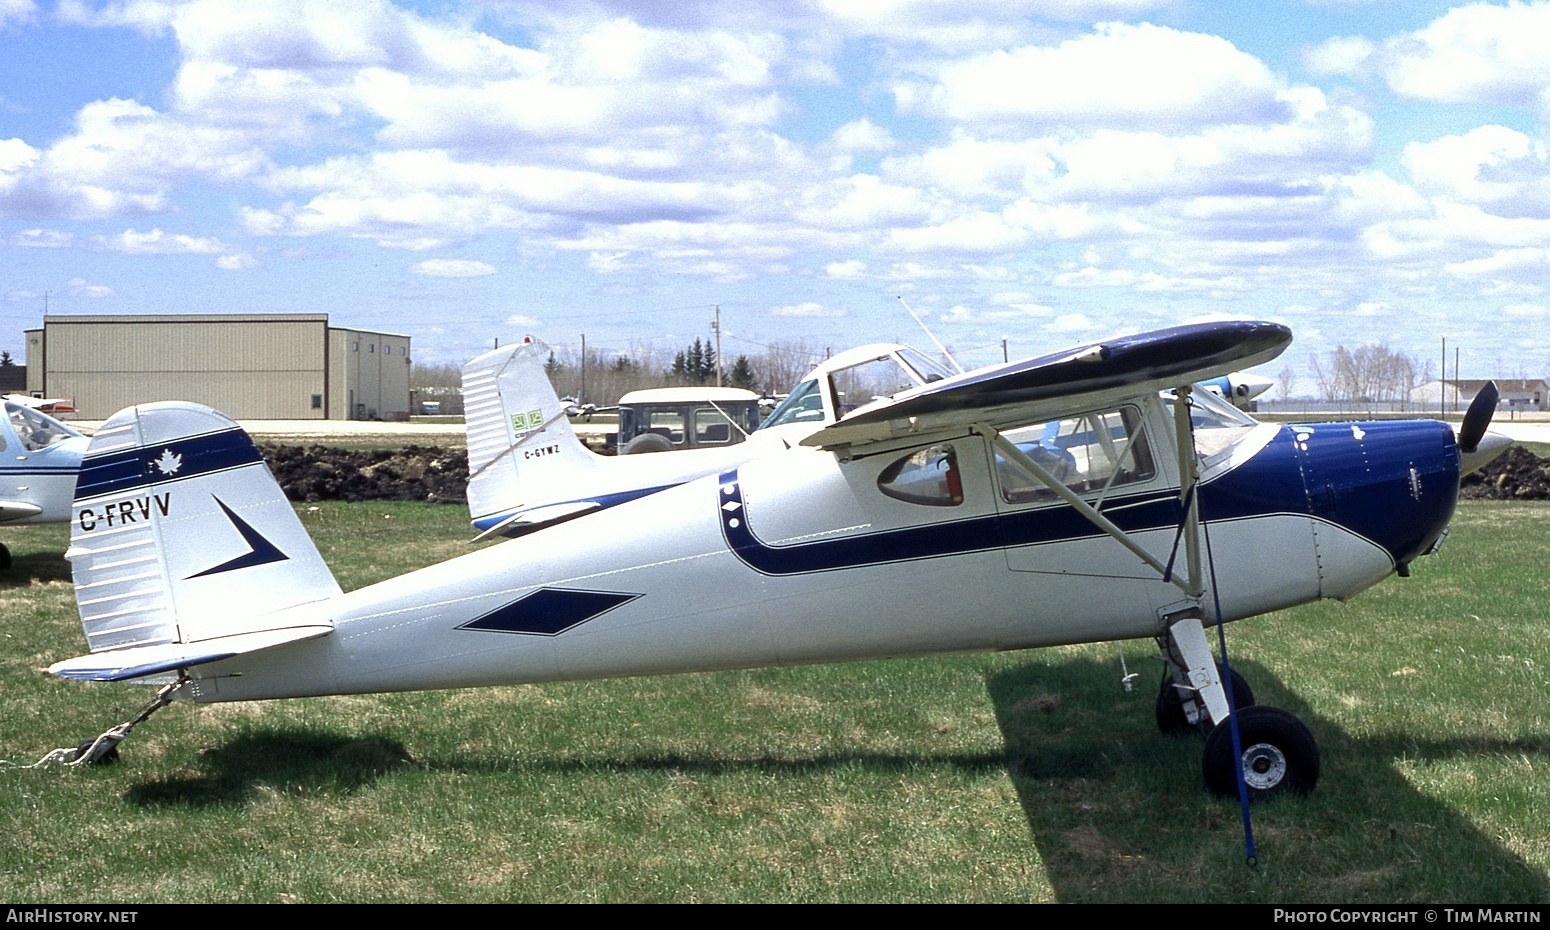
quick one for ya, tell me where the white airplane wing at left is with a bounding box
[50,402,339,682]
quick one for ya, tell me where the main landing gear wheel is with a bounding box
[1155,665,1255,736]
[0,542,10,570]
[1202,705,1319,800]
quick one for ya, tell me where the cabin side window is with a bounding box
[995,405,1155,504]
[878,444,964,507]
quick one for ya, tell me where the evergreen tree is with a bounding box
[728,355,757,390]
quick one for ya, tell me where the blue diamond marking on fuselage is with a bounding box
[186,497,290,579]
[459,588,642,636]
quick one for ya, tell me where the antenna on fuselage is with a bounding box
[896,296,964,374]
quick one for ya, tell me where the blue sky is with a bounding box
[5,0,1550,392]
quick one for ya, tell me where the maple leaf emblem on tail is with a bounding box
[154,448,182,475]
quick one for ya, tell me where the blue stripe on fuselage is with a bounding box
[471,484,681,534]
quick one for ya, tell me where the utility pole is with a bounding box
[580,332,587,405]
[711,304,723,387]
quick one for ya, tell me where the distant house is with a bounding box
[1411,378,1548,412]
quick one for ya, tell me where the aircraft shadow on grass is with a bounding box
[0,550,73,587]
[124,729,412,808]
[988,655,1550,902]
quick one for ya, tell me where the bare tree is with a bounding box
[1309,343,1419,403]
[1275,365,1296,402]
[758,339,825,395]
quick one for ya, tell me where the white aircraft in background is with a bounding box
[1197,372,1274,410]
[48,321,1510,801]
[0,400,88,568]
[461,338,952,540]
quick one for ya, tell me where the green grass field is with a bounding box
[1,500,1547,902]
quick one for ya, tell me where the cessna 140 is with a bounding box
[0,400,88,568]
[48,321,1509,799]
[462,337,953,540]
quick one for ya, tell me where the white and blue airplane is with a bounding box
[48,321,1510,799]
[461,338,954,540]
[0,400,89,569]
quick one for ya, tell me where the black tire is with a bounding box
[1202,704,1319,799]
[73,738,120,765]
[0,542,10,571]
[622,432,674,454]
[1155,664,1255,735]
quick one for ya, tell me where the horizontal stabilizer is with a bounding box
[48,624,333,682]
[0,500,43,522]
[471,500,602,542]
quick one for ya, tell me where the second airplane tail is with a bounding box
[462,339,602,536]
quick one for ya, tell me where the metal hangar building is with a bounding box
[24,314,411,421]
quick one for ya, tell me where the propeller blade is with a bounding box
[1458,381,1499,454]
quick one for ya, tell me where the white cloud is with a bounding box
[824,259,865,279]
[505,314,540,327]
[1403,126,1550,213]
[831,118,893,153]
[772,301,843,317]
[217,253,256,270]
[10,228,72,248]
[1380,2,1550,108]
[909,23,1285,130]
[1302,35,1375,78]
[1048,313,1095,332]
[0,0,36,27]
[65,277,114,298]
[414,258,496,277]
[102,228,226,254]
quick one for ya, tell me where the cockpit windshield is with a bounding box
[760,345,952,430]
[1162,387,1260,464]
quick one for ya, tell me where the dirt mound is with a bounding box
[262,444,469,504]
[1460,444,1550,500]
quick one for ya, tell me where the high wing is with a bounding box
[804,321,1291,451]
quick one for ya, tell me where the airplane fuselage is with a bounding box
[179,401,1461,704]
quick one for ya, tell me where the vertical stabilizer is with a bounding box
[66,402,341,657]
[463,339,598,526]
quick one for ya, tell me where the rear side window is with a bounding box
[878,444,963,507]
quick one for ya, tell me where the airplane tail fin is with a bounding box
[462,338,600,532]
[50,402,339,682]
